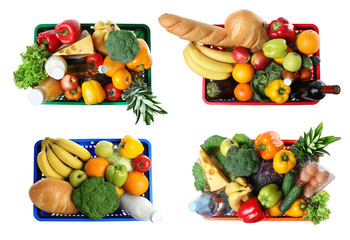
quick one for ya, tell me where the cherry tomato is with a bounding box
[104,83,122,101]
[132,155,151,173]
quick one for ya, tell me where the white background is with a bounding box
[1,0,349,239]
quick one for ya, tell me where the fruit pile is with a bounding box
[171,12,341,104]
[29,136,151,220]
[191,123,340,224]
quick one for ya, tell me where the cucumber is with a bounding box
[282,171,296,198]
[279,184,302,213]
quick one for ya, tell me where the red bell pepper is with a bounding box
[237,197,265,223]
[37,30,62,52]
[268,17,296,44]
[55,19,81,44]
[104,83,122,101]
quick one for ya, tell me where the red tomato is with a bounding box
[104,83,122,101]
[132,155,151,173]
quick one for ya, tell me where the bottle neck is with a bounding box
[321,85,341,95]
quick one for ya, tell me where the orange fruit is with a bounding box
[234,83,253,102]
[112,68,132,90]
[103,56,125,77]
[232,63,255,83]
[123,171,149,195]
[296,30,320,55]
[84,157,109,178]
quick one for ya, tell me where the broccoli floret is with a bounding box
[105,30,140,63]
[223,147,260,177]
[72,177,119,220]
[192,162,208,191]
[200,135,226,155]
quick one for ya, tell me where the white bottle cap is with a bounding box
[28,89,45,105]
[188,201,199,212]
[150,211,162,224]
[98,65,107,74]
[50,67,65,80]
[284,77,292,86]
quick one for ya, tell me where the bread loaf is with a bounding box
[158,13,235,48]
[29,178,79,215]
[225,9,270,53]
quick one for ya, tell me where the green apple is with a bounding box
[283,52,302,72]
[220,138,239,156]
[69,170,88,188]
[95,140,114,157]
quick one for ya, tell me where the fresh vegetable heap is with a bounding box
[14,19,166,125]
[192,122,340,224]
[29,135,152,220]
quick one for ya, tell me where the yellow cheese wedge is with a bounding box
[198,149,229,192]
[54,30,94,57]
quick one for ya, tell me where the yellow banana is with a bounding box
[185,42,233,73]
[49,138,91,162]
[37,143,64,180]
[194,41,237,64]
[92,20,120,56]
[183,46,231,80]
[48,141,83,170]
[44,143,73,178]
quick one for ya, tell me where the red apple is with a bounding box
[60,74,79,91]
[232,47,251,63]
[250,50,272,70]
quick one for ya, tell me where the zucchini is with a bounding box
[279,184,302,213]
[282,171,296,198]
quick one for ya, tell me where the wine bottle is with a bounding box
[291,80,340,101]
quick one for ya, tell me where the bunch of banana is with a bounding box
[36,138,92,179]
[183,41,236,80]
[92,20,120,56]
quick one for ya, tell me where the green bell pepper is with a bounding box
[106,164,128,187]
[258,183,282,208]
[263,39,287,59]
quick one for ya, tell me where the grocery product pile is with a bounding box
[191,122,340,224]
[29,136,160,222]
[13,20,166,125]
[159,10,341,104]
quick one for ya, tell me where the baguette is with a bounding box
[158,13,235,48]
[225,9,270,53]
[29,178,79,215]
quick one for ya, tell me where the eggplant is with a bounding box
[206,79,236,99]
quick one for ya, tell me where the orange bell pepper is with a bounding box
[126,38,152,72]
[65,86,82,101]
[255,131,284,160]
[103,55,125,77]
[81,80,106,105]
[266,199,283,217]
[285,198,308,217]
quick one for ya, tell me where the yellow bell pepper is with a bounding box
[285,198,308,217]
[81,80,106,105]
[273,150,296,174]
[265,79,291,104]
[118,135,144,159]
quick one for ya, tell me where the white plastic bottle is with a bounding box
[45,56,67,80]
[120,192,162,224]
